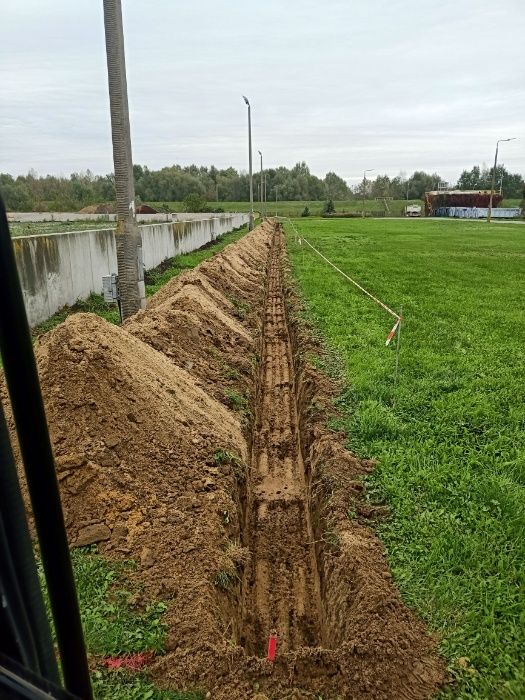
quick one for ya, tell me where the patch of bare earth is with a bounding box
[10,220,445,698]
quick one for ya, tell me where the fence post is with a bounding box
[393,305,403,403]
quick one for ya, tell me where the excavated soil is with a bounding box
[8,220,446,698]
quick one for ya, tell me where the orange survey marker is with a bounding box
[267,631,277,662]
[385,317,401,346]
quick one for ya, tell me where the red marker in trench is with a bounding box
[267,631,277,662]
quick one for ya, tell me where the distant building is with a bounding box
[424,190,502,217]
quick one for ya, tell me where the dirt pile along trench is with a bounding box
[6,220,446,698]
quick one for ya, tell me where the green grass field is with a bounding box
[285,217,525,698]
[9,220,115,237]
[150,199,421,217]
[149,199,522,218]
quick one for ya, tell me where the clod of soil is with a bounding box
[9,220,445,698]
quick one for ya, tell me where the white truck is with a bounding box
[404,204,422,217]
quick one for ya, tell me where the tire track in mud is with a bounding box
[241,229,325,657]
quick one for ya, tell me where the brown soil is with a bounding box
[239,235,324,657]
[78,203,117,214]
[9,220,446,698]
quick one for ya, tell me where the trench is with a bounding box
[239,228,326,656]
[203,222,444,698]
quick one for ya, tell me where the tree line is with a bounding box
[0,162,523,211]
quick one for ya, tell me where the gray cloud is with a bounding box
[1,0,524,183]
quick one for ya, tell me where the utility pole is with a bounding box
[258,150,264,218]
[487,138,516,223]
[242,96,254,230]
[103,0,145,320]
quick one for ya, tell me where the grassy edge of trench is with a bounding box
[31,224,249,698]
[284,218,525,699]
[38,547,203,700]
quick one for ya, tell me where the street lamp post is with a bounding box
[258,150,264,218]
[242,96,254,230]
[487,138,516,223]
[362,169,374,217]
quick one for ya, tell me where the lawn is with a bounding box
[149,199,522,218]
[9,220,115,237]
[285,217,525,698]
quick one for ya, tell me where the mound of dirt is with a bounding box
[127,223,273,412]
[126,287,254,407]
[78,203,116,214]
[21,312,251,652]
[148,222,272,316]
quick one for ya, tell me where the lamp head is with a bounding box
[242,95,250,106]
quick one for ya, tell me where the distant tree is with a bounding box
[457,166,482,190]
[0,174,32,210]
[407,171,446,199]
[5,161,522,212]
[324,171,350,199]
[301,206,310,217]
[323,199,335,214]
[371,174,392,198]
[457,164,523,198]
[183,192,208,212]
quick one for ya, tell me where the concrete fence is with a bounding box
[13,213,249,327]
[7,211,252,224]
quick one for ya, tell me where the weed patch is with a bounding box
[32,293,119,339]
[37,547,195,699]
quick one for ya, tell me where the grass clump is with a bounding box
[69,547,166,655]
[224,389,249,417]
[227,296,249,321]
[213,569,236,590]
[286,217,525,698]
[92,670,204,700]
[32,293,120,339]
[223,365,240,380]
[38,547,201,699]
[213,449,245,483]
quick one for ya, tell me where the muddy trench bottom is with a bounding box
[239,232,325,659]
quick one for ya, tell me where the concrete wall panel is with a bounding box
[14,214,249,327]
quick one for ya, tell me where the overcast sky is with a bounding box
[1,0,524,184]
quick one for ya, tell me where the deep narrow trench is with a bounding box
[240,229,324,656]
